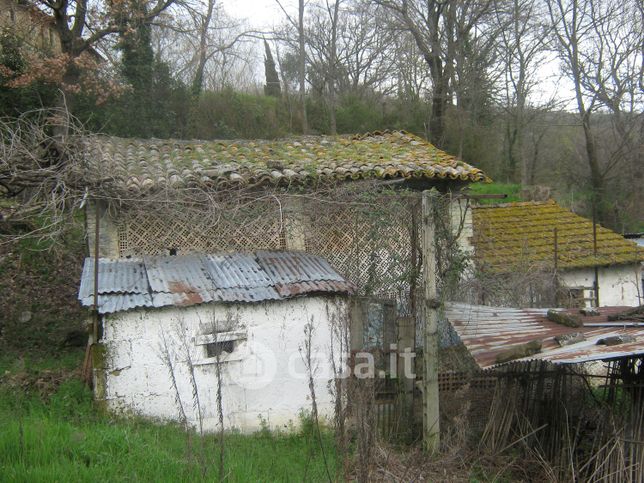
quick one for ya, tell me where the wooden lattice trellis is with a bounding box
[118,200,286,257]
[116,194,421,302]
[301,198,419,302]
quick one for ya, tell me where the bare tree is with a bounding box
[326,0,340,134]
[376,0,494,148]
[152,2,256,94]
[276,0,309,133]
[336,1,397,96]
[297,0,309,133]
[301,0,342,133]
[191,0,218,97]
[392,32,431,102]
[493,0,551,184]
[545,0,643,226]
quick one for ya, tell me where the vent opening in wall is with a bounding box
[195,330,246,364]
[205,340,235,358]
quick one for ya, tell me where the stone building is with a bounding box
[468,200,643,307]
[0,0,61,54]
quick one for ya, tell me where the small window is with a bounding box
[206,340,235,358]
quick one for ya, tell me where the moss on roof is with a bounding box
[472,200,643,271]
[82,130,489,193]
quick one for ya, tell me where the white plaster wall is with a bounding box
[449,198,474,255]
[98,296,348,433]
[560,264,642,307]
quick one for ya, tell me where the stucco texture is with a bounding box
[561,265,642,307]
[96,296,348,433]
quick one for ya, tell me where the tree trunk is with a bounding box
[581,115,607,224]
[327,0,340,135]
[191,0,216,98]
[397,1,449,147]
[298,0,309,134]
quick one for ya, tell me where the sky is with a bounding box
[223,0,288,29]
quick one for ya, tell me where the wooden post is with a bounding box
[283,197,307,251]
[421,189,440,453]
[350,298,365,352]
[93,200,100,342]
[82,201,101,386]
[592,198,600,307]
[396,316,415,441]
[553,227,558,272]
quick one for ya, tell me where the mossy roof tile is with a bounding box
[472,200,643,271]
[82,130,489,192]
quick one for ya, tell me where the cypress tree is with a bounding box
[263,40,281,98]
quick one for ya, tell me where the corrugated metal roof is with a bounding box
[79,251,355,314]
[79,258,147,299]
[256,251,346,283]
[144,254,213,293]
[204,254,273,288]
[445,303,644,369]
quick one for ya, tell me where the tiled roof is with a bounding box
[81,130,489,192]
[446,303,644,369]
[472,200,643,271]
[78,251,355,314]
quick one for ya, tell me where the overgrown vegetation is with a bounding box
[0,353,338,482]
[0,224,87,354]
[0,351,553,482]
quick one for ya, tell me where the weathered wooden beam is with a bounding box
[421,189,440,453]
[396,316,415,441]
[349,298,366,352]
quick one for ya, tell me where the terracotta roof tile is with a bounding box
[472,200,643,271]
[81,130,489,192]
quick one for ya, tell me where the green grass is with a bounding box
[0,354,338,482]
[467,182,523,204]
[0,351,83,375]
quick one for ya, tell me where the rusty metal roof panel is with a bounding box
[256,251,347,283]
[204,253,273,288]
[530,331,644,364]
[78,251,352,314]
[79,258,148,299]
[144,255,213,293]
[213,287,282,303]
[446,303,644,369]
[274,280,356,298]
